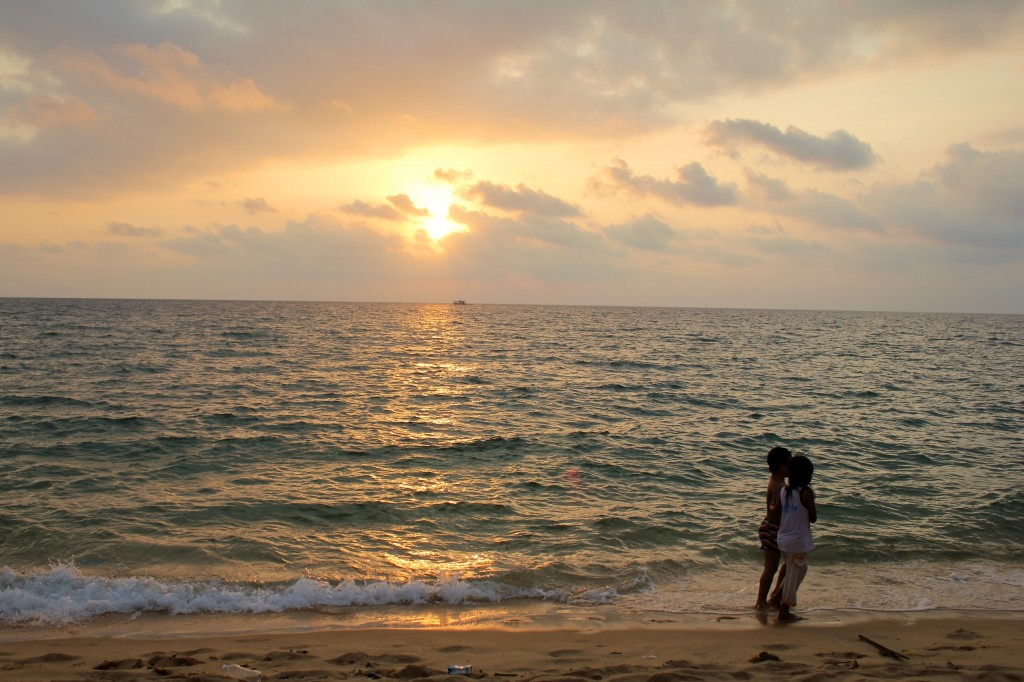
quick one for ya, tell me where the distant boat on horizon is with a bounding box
[452,299,467,305]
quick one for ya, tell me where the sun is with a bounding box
[423,213,462,241]
[412,187,466,241]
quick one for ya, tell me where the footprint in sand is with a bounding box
[377,654,425,664]
[94,658,144,670]
[146,654,203,667]
[221,651,265,662]
[328,652,423,666]
[947,629,983,640]
[16,653,82,664]
[262,650,318,662]
[329,651,372,665]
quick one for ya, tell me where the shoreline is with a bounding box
[1,608,1021,681]
[6,599,1023,637]
[4,602,1024,640]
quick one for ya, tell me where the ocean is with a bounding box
[1,298,1022,628]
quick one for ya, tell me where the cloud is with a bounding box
[449,205,598,250]
[240,197,276,214]
[476,3,1024,136]
[162,225,235,257]
[706,119,878,170]
[744,169,796,201]
[0,119,36,144]
[458,181,583,217]
[841,2,1024,55]
[0,39,294,196]
[160,215,418,279]
[783,190,884,234]
[741,170,883,234]
[434,168,474,183]
[329,99,353,114]
[154,0,247,33]
[338,200,403,221]
[107,221,165,237]
[603,214,679,251]
[0,49,96,142]
[863,143,1024,253]
[2,4,1024,311]
[592,159,738,207]
[338,194,430,220]
[51,41,286,113]
[1,213,445,300]
[745,224,830,256]
[3,3,1023,197]
[8,94,98,130]
[386,194,430,218]
[442,205,617,283]
[0,46,42,94]
[976,125,1024,147]
[207,77,285,113]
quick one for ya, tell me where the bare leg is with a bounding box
[755,550,781,609]
[768,560,787,607]
[777,552,808,623]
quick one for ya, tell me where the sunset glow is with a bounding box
[412,188,465,242]
[423,215,462,242]
[1,2,1023,312]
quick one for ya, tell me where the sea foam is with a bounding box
[0,563,564,626]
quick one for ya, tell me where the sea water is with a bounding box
[1,298,1022,627]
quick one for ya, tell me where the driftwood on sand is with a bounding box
[858,634,910,661]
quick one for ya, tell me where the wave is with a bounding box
[4,558,1023,627]
[0,563,569,627]
[0,394,94,407]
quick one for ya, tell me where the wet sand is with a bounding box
[0,610,1021,682]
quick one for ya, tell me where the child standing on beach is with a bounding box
[755,446,791,610]
[776,455,817,622]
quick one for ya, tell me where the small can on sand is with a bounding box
[448,665,472,675]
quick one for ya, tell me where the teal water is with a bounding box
[1,299,1022,625]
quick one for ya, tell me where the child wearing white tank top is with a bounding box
[776,455,817,622]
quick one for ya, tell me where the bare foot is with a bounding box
[778,612,804,624]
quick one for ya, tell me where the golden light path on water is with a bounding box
[2,300,1022,624]
[320,303,500,584]
[383,304,478,438]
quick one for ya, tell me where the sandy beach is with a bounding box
[1,609,1021,682]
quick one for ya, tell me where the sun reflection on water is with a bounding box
[380,304,481,444]
[383,550,495,582]
[323,303,506,584]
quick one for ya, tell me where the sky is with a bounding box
[2,1,1023,313]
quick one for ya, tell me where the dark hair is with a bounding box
[766,446,792,473]
[785,455,814,501]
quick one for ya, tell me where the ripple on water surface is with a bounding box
[0,300,1021,622]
